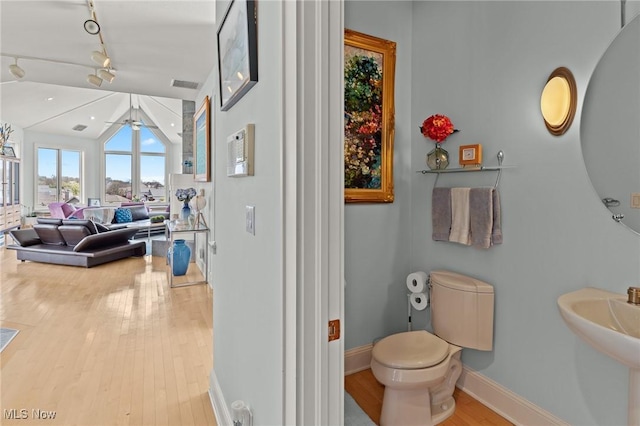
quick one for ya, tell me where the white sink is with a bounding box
[558,287,640,425]
[558,287,640,368]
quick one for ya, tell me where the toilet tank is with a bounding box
[430,270,494,351]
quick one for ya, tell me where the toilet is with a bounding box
[371,270,494,426]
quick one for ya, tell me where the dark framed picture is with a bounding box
[344,29,396,203]
[459,144,483,167]
[217,0,258,111]
[2,146,16,157]
[194,96,211,182]
[88,198,101,207]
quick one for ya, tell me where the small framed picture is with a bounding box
[459,144,483,167]
[88,198,101,207]
[2,146,16,157]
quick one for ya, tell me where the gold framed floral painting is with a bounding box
[344,29,396,203]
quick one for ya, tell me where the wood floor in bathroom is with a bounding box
[345,369,514,426]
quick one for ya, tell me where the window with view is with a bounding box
[104,120,166,203]
[36,147,82,208]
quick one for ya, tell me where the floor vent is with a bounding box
[171,79,199,90]
[72,124,87,131]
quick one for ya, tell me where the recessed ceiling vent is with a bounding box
[171,79,199,90]
[72,124,88,131]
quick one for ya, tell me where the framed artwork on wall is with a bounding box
[217,0,258,111]
[344,29,396,203]
[2,146,15,157]
[459,144,483,167]
[194,96,211,182]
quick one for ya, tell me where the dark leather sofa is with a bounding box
[7,218,146,267]
[105,204,168,238]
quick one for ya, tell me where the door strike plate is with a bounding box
[328,319,340,342]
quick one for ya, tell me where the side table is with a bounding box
[165,220,209,288]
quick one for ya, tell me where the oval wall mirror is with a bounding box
[581,13,640,234]
[541,67,577,136]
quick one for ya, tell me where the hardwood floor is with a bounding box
[0,247,216,426]
[345,369,513,426]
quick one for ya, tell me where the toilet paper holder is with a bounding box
[407,275,431,331]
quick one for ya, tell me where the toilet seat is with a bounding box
[373,330,449,369]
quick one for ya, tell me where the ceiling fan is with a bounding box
[105,94,158,130]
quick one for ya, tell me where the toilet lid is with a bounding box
[372,330,449,369]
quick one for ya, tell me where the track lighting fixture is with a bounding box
[97,69,115,83]
[9,58,25,79]
[87,71,103,87]
[91,50,110,68]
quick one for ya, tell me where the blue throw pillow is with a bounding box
[114,208,133,223]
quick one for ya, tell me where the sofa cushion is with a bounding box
[62,219,99,234]
[128,205,149,221]
[58,225,94,246]
[61,203,77,218]
[73,228,139,252]
[114,208,133,223]
[33,224,67,245]
[37,217,63,226]
[9,228,40,247]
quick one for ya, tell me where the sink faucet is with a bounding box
[628,287,640,305]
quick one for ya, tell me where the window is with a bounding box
[104,121,166,203]
[36,147,82,208]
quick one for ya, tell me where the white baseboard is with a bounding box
[209,370,233,426]
[344,344,569,425]
[457,366,569,426]
[344,343,373,375]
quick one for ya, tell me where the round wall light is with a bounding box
[541,67,577,136]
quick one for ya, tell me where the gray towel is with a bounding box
[469,187,494,249]
[491,189,503,245]
[432,188,451,241]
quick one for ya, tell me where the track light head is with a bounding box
[91,50,110,68]
[87,73,103,87]
[97,69,115,83]
[9,62,25,80]
[84,19,100,35]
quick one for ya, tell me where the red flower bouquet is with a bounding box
[420,114,458,143]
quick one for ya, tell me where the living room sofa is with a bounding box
[7,218,146,267]
[105,204,168,238]
[48,202,169,239]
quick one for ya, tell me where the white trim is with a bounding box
[344,344,373,375]
[343,344,569,425]
[209,370,232,426]
[457,366,569,426]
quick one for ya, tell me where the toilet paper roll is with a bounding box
[410,292,428,311]
[406,271,428,293]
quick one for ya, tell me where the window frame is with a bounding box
[100,108,170,205]
[34,146,84,211]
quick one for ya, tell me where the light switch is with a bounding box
[632,193,640,209]
[246,205,255,235]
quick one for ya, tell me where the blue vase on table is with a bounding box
[171,239,191,276]
[180,201,191,221]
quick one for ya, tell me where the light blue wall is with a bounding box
[346,1,640,424]
[207,1,284,424]
[344,1,415,349]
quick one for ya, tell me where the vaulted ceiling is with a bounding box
[0,0,217,144]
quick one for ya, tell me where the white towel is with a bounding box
[449,187,471,245]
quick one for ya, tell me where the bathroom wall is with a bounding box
[408,2,639,425]
[344,0,415,349]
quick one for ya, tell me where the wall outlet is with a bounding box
[632,193,640,209]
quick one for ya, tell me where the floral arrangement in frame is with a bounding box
[344,29,396,203]
[217,0,258,111]
[193,96,211,182]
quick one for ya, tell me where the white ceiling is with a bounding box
[0,0,217,144]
